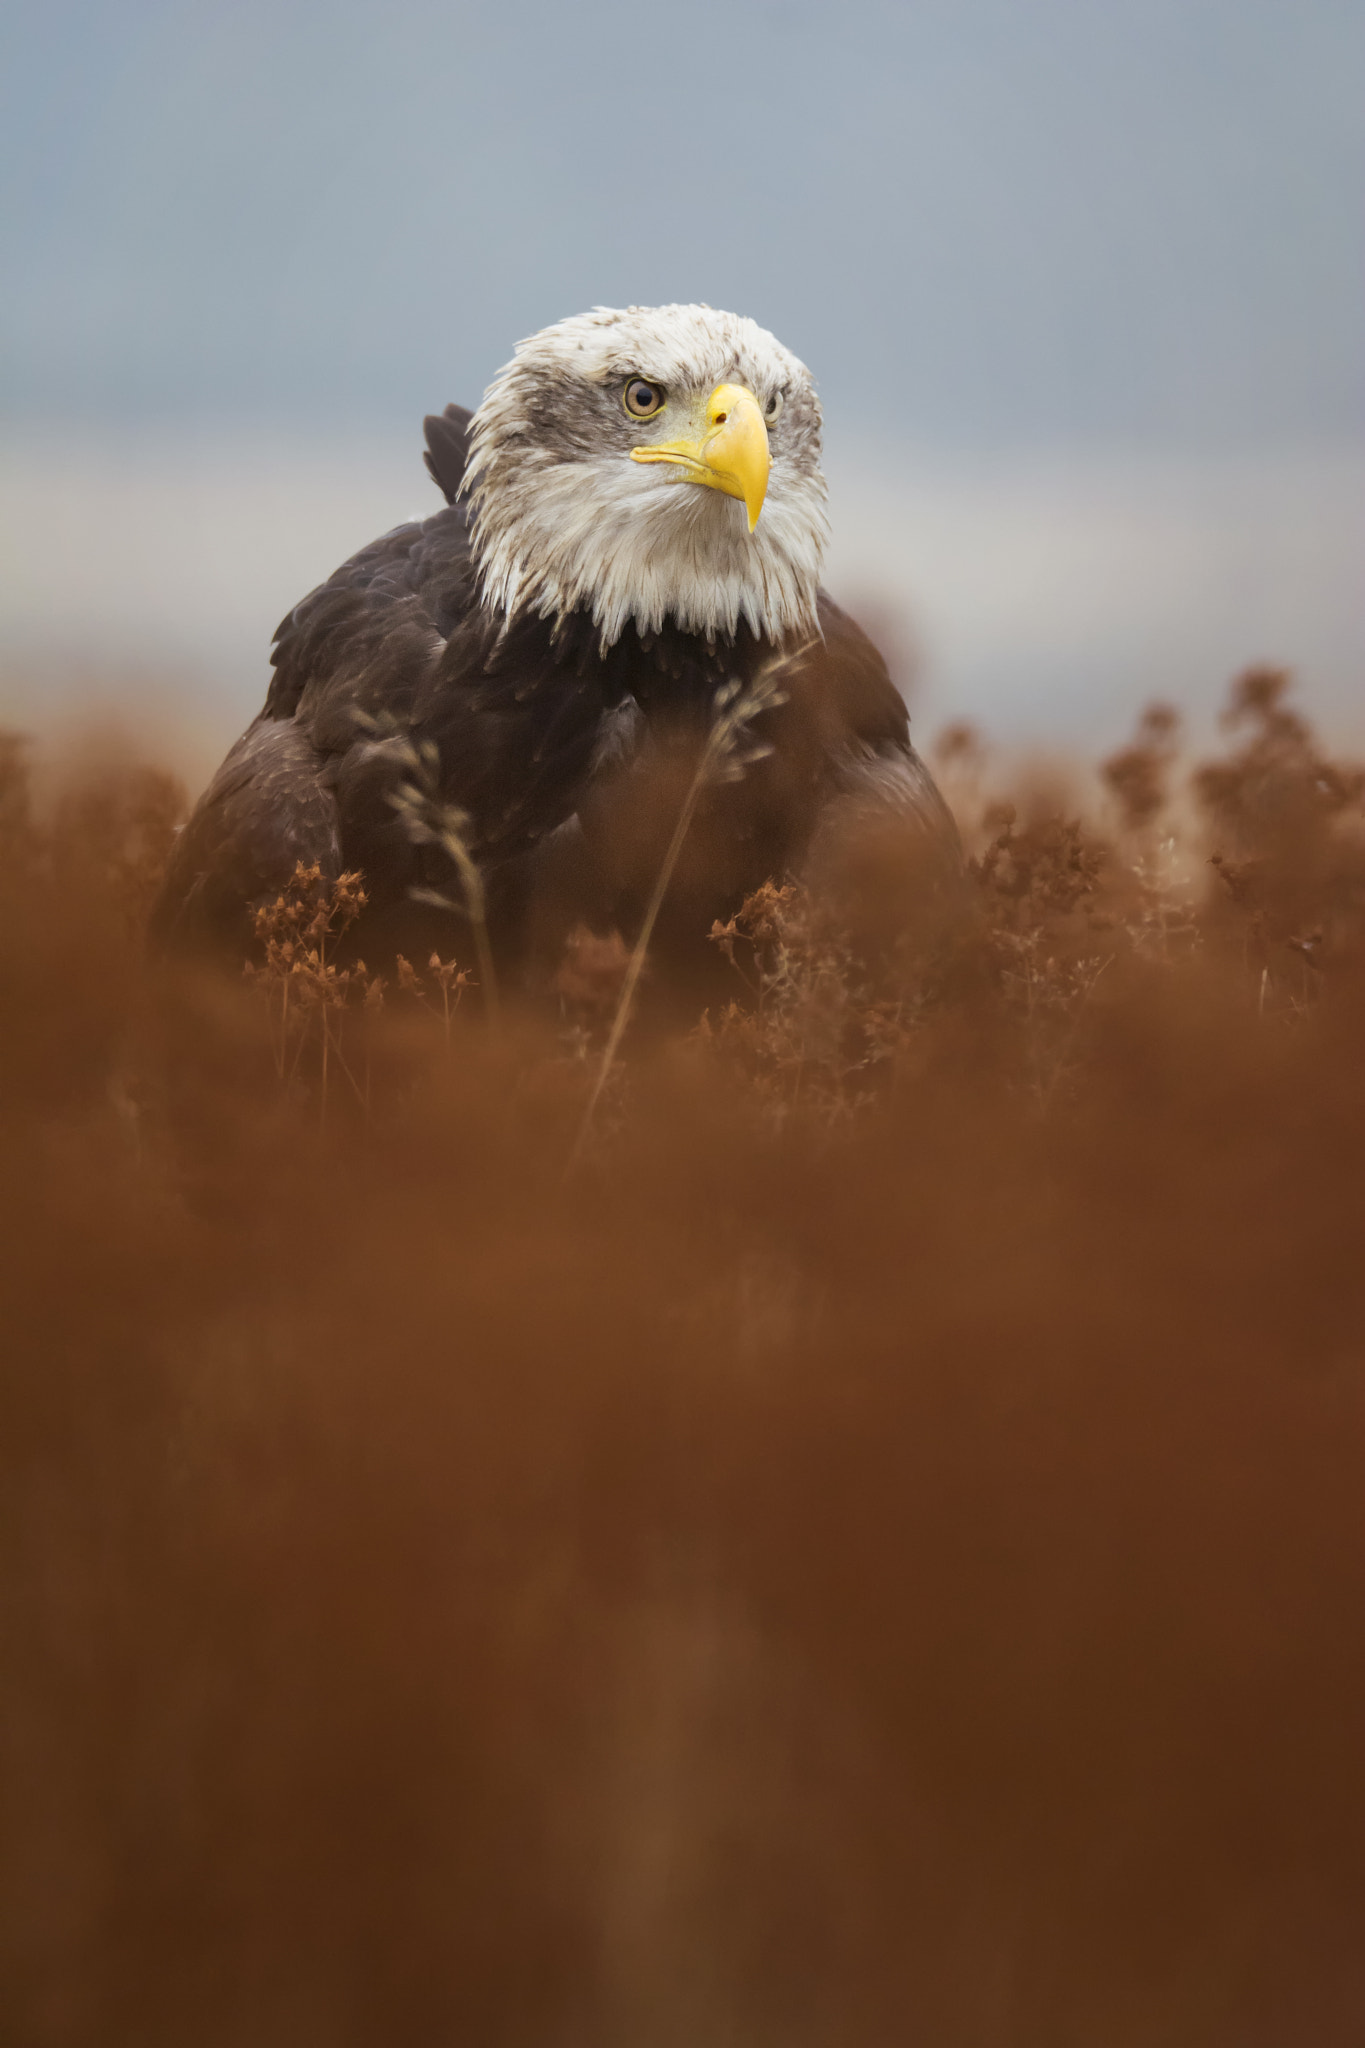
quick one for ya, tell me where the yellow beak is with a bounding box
[629,382,770,532]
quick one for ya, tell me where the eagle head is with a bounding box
[463,303,829,652]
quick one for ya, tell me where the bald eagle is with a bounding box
[153,305,957,984]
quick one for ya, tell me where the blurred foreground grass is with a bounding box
[3,672,1364,2047]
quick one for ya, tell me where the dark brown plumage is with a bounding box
[153,397,957,984]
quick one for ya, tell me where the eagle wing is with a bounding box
[780,593,959,846]
[153,407,611,952]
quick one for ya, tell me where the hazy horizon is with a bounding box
[3,0,1362,760]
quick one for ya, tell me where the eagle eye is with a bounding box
[765,390,785,424]
[623,378,666,420]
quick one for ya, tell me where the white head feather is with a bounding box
[463,304,829,650]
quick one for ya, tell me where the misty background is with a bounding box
[3,0,1362,772]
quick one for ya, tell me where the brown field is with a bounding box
[3,670,1364,2047]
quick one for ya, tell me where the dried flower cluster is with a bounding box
[244,862,373,1117]
[396,947,475,1042]
[704,880,896,1120]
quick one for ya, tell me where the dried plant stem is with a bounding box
[568,666,788,1171]
[276,978,290,1079]
[326,1023,369,1115]
[413,822,499,1029]
[567,751,711,1171]
[370,718,501,1031]
[448,850,499,1030]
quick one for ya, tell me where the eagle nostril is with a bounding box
[713,409,728,424]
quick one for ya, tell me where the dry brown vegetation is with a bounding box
[3,671,1365,2047]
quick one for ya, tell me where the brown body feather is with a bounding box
[153,404,958,979]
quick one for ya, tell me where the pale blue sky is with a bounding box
[4,0,1363,447]
[3,0,1362,752]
